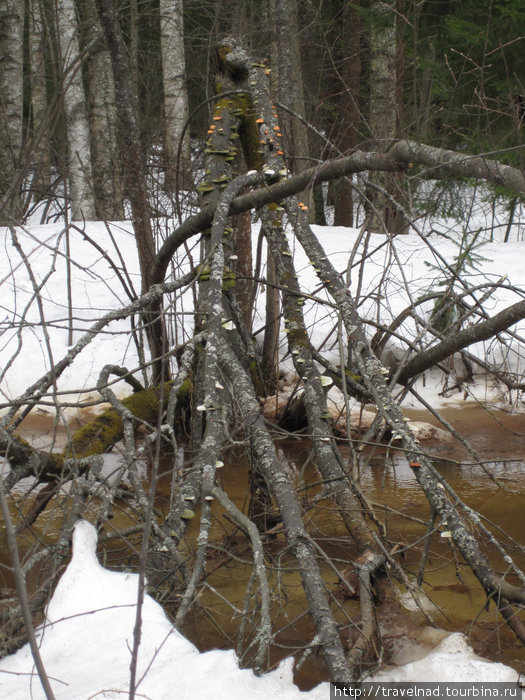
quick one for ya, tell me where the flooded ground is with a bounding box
[2,401,524,684]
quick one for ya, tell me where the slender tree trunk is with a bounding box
[56,0,97,221]
[298,0,326,225]
[80,0,124,220]
[274,0,310,183]
[261,248,280,392]
[159,0,192,191]
[366,0,407,234]
[128,0,139,100]
[334,0,362,227]
[0,0,24,223]
[231,207,253,331]
[288,1,310,171]
[28,0,52,201]
[95,0,167,382]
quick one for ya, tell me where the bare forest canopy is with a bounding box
[1,0,525,692]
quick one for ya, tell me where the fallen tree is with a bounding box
[1,38,524,688]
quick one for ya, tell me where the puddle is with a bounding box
[2,402,525,684]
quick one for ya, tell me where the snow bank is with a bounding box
[372,633,518,683]
[2,220,525,413]
[0,520,328,700]
[0,521,519,698]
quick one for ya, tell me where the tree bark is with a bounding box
[0,0,24,223]
[94,0,167,381]
[274,0,311,207]
[395,297,525,384]
[334,0,362,227]
[80,0,124,220]
[28,0,51,201]
[160,0,192,190]
[366,0,408,234]
[56,0,97,221]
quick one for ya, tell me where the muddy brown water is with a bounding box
[2,403,525,686]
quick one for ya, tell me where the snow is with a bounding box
[0,521,329,699]
[0,522,519,697]
[372,633,518,683]
[1,209,525,414]
[1,200,524,693]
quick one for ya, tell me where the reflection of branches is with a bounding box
[0,484,55,699]
[4,51,525,690]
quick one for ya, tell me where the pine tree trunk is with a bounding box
[56,0,97,221]
[0,0,24,223]
[160,0,192,190]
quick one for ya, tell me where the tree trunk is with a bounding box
[28,0,52,202]
[334,0,362,227]
[94,0,167,382]
[274,0,311,184]
[56,0,97,221]
[0,0,24,223]
[297,0,326,225]
[79,0,124,220]
[365,0,407,234]
[160,0,192,191]
[261,248,280,391]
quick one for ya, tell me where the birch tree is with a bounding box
[56,0,97,220]
[160,0,191,190]
[0,0,24,223]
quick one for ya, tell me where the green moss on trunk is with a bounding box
[64,382,184,459]
[7,381,193,479]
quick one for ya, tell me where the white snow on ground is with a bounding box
[0,521,519,699]
[1,202,524,694]
[372,632,518,683]
[1,217,525,412]
[0,521,329,699]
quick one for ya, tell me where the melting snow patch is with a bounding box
[0,522,521,697]
[371,632,519,683]
[0,520,327,700]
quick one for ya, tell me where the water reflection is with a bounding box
[3,404,525,681]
